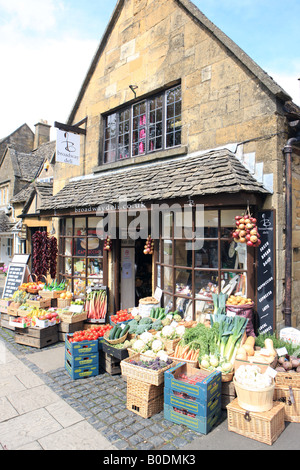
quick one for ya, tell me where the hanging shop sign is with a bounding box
[256,210,275,335]
[56,128,81,166]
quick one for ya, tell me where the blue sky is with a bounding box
[0,0,299,140]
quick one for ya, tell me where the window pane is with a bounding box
[65,238,73,256]
[195,271,218,294]
[104,113,117,163]
[163,266,173,293]
[73,258,86,277]
[175,240,192,267]
[166,85,182,149]
[65,257,72,275]
[175,269,192,292]
[87,258,103,284]
[148,94,163,153]
[194,240,218,268]
[221,272,247,297]
[118,109,130,160]
[163,240,172,264]
[132,101,146,156]
[74,278,86,296]
[65,218,73,236]
[221,240,247,270]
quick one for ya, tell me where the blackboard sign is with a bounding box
[256,210,275,334]
[2,264,27,299]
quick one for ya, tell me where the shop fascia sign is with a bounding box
[54,120,86,166]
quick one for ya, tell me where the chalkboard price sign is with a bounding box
[2,264,27,299]
[256,210,275,334]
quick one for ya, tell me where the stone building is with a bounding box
[40,0,300,331]
[0,121,52,266]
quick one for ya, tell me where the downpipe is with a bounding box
[282,138,299,327]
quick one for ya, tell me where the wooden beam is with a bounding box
[54,121,86,136]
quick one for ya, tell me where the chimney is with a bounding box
[34,120,51,149]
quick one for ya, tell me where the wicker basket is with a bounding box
[275,371,300,388]
[127,377,164,402]
[233,377,275,412]
[227,398,285,446]
[57,298,72,308]
[274,384,300,423]
[104,330,128,345]
[59,311,87,324]
[40,290,66,299]
[127,391,164,418]
[162,337,180,351]
[121,353,175,386]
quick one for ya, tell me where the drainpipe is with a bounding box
[283,137,300,327]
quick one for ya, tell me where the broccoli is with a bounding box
[128,320,138,333]
[139,317,153,325]
[152,319,163,331]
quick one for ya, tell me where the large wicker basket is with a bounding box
[233,377,275,412]
[120,353,175,386]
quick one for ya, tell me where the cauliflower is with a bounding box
[161,325,177,339]
[132,339,147,353]
[173,314,182,322]
[143,350,156,358]
[175,325,185,337]
[151,339,164,353]
[156,349,169,359]
[139,332,154,345]
[162,317,172,327]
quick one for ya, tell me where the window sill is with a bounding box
[93,146,188,174]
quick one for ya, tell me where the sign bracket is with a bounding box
[54,119,87,136]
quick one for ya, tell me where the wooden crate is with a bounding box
[227,398,285,446]
[40,290,66,299]
[274,385,300,423]
[221,380,237,410]
[14,325,58,349]
[27,298,51,309]
[99,351,121,375]
[0,316,15,331]
[58,321,84,342]
[59,311,87,324]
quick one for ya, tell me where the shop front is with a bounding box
[53,182,267,331]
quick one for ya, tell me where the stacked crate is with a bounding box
[65,333,99,380]
[164,363,222,434]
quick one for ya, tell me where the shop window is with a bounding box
[103,85,182,163]
[59,217,107,296]
[156,208,252,321]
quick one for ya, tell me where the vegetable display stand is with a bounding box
[41,290,66,299]
[0,299,12,314]
[164,387,221,418]
[85,287,108,323]
[274,385,300,423]
[226,399,285,446]
[233,377,275,412]
[1,313,16,331]
[14,325,59,349]
[65,358,99,380]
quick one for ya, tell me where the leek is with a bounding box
[224,316,248,363]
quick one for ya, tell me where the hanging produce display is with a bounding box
[32,231,58,280]
[232,212,261,247]
[104,236,112,252]
[143,235,154,255]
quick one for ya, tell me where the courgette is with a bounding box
[109,324,118,340]
[114,326,123,339]
[150,307,155,318]
[122,324,130,336]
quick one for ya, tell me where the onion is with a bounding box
[283,361,293,371]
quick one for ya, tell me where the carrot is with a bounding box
[186,349,193,360]
[181,345,190,358]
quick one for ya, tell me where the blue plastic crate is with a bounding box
[164,388,221,418]
[65,333,99,356]
[65,358,99,380]
[164,403,221,434]
[164,362,221,403]
[65,348,99,368]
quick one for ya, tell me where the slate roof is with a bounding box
[9,148,45,182]
[12,182,53,213]
[0,211,11,233]
[41,149,269,212]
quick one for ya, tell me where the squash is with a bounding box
[243,344,255,356]
[264,338,277,358]
[245,336,255,348]
[236,346,248,360]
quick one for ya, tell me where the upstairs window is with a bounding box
[103,85,182,164]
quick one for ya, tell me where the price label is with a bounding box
[69,304,84,314]
[276,347,288,357]
[265,366,277,379]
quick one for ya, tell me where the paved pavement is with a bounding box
[0,279,299,451]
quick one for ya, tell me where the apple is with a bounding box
[247,241,254,247]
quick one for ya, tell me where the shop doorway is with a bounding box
[120,239,152,310]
